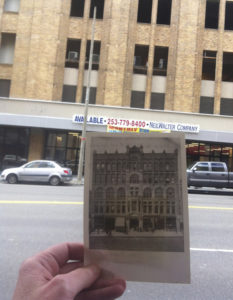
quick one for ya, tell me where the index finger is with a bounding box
[41,242,84,267]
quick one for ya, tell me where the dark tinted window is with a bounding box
[0,79,11,97]
[195,163,209,171]
[200,97,214,114]
[150,93,165,110]
[157,0,172,25]
[205,0,219,29]
[62,85,77,103]
[220,98,233,116]
[211,163,225,172]
[137,0,152,23]
[90,0,105,19]
[225,1,233,30]
[130,91,145,108]
[70,0,85,17]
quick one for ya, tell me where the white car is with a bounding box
[0,160,72,186]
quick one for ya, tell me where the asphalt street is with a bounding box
[0,182,233,300]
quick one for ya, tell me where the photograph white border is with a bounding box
[84,132,190,283]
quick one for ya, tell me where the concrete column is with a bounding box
[192,0,206,113]
[144,0,158,109]
[214,0,226,114]
[165,0,181,110]
[28,128,45,161]
[122,0,139,107]
[11,0,71,101]
[76,0,91,103]
[167,0,200,112]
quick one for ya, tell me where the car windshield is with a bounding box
[187,161,197,170]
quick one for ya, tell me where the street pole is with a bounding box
[77,7,96,185]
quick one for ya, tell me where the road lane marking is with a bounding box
[191,248,233,253]
[0,200,83,205]
[0,201,233,210]
[189,205,233,210]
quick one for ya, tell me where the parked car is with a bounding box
[187,161,233,188]
[0,160,72,186]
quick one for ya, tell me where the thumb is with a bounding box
[48,264,101,299]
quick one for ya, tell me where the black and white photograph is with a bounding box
[84,132,190,283]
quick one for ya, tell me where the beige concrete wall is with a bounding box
[9,0,71,100]
[28,128,45,161]
[0,0,233,115]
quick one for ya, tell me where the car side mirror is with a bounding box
[192,168,196,173]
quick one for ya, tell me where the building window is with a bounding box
[62,85,77,102]
[106,187,114,200]
[166,187,175,200]
[130,91,145,108]
[225,1,233,30]
[222,52,233,82]
[143,188,152,199]
[205,0,219,29]
[44,131,80,174]
[96,188,103,199]
[220,99,233,116]
[70,0,85,17]
[155,187,163,198]
[81,87,96,104]
[4,0,20,12]
[65,39,81,68]
[150,93,165,110]
[130,174,139,184]
[0,79,11,97]
[0,33,16,64]
[202,50,216,80]
[90,0,105,19]
[200,96,214,114]
[153,46,169,76]
[117,188,125,200]
[133,45,149,75]
[137,0,152,23]
[157,0,172,25]
[85,40,101,70]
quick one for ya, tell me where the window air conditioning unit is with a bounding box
[92,54,100,63]
[68,51,79,61]
[134,56,142,66]
[158,58,164,69]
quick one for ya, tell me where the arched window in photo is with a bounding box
[166,187,175,200]
[130,173,139,184]
[155,187,163,198]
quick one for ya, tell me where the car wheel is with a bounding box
[7,174,18,184]
[49,176,61,186]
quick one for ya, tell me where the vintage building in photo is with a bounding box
[89,146,183,235]
[1,0,233,173]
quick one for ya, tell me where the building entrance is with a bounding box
[130,217,139,231]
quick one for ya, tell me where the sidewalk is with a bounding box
[70,176,84,185]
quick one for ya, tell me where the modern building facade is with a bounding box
[1,0,233,173]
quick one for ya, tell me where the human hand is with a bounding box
[12,242,126,300]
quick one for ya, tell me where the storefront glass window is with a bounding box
[44,130,81,174]
[186,140,233,172]
[0,127,29,171]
